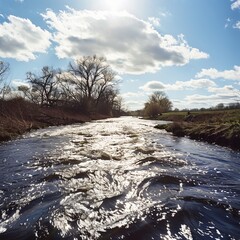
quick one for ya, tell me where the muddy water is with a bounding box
[0,117,239,239]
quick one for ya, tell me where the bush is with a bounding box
[166,123,185,137]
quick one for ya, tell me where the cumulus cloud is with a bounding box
[42,8,208,74]
[231,0,240,10]
[139,81,165,91]
[0,15,51,61]
[140,79,216,91]
[196,65,240,81]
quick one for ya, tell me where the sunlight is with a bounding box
[101,0,128,11]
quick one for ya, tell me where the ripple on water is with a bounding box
[0,117,239,239]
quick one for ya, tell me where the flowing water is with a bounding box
[0,117,239,240]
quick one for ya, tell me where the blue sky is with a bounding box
[0,0,240,110]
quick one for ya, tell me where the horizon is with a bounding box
[0,0,240,110]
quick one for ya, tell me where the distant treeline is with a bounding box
[129,101,240,117]
[0,55,124,116]
[173,102,240,112]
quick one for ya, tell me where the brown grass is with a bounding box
[0,98,109,142]
[155,121,240,151]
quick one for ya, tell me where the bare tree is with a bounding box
[17,56,122,115]
[18,85,37,104]
[26,66,61,106]
[68,55,117,110]
[56,72,86,106]
[0,61,9,84]
[0,85,11,100]
[0,61,10,99]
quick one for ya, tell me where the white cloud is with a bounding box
[140,79,216,91]
[148,17,160,27]
[124,100,145,110]
[196,65,240,81]
[140,81,165,91]
[121,91,147,110]
[185,93,238,103]
[11,79,29,88]
[231,0,240,10]
[224,18,231,28]
[231,1,240,30]
[42,9,209,75]
[208,85,236,94]
[115,75,123,81]
[0,15,51,61]
[155,84,239,110]
[233,21,240,29]
[185,79,217,89]
[184,84,239,106]
[159,11,171,17]
[121,91,145,98]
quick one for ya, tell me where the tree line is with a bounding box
[0,56,123,116]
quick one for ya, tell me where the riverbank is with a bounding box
[0,98,109,142]
[154,109,240,151]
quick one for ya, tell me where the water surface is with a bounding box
[0,117,239,239]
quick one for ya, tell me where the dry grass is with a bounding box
[0,98,109,142]
[155,121,240,151]
[155,109,240,150]
[158,109,240,124]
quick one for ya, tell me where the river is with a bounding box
[0,117,239,239]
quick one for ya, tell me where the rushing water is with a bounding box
[0,117,239,240]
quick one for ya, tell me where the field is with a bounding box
[158,109,240,123]
[155,109,240,151]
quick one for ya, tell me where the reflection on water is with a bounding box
[0,117,239,239]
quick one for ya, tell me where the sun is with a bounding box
[101,0,128,11]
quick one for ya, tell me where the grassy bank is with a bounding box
[155,109,240,151]
[0,98,109,142]
[157,109,240,123]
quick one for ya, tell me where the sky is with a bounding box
[0,0,240,110]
